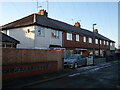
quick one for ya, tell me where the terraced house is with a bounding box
[1,9,115,56]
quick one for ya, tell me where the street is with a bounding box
[25,61,120,88]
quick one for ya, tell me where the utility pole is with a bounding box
[36,0,42,12]
[93,23,97,65]
[37,0,38,12]
[46,0,49,12]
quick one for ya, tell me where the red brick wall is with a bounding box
[99,40,109,50]
[2,48,64,81]
[3,61,57,81]
[63,32,109,50]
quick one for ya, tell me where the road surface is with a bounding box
[27,61,120,88]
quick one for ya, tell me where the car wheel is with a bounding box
[74,63,78,69]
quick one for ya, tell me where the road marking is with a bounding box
[68,64,112,77]
[68,73,81,77]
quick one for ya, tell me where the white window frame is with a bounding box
[112,43,115,46]
[51,30,59,38]
[110,42,112,46]
[104,41,106,45]
[37,27,45,37]
[6,44,12,48]
[83,36,86,43]
[67,33,72,40]
[1,44,12,48]
[88,37,92,43]
[76,34,79,41]
[106,41,109,45]
[100,40,102,45]
[95,39,98,44]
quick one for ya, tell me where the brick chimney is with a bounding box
[38,9,48,17]
[74,22,81,28]
[93,29,98,33]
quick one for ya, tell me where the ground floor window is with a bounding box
[1,43,13,48]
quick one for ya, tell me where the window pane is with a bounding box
[37,27,45,36]
[95,39,98,44]
[83,36,86,42]
[52,30,59,38]
[104,41,106,45]
[76,35,79,41]
[100,40,102,44]
[89,37,92,43]
[107,41,109,45]
[6,44,12,48]
[67,33,72,40]
[112,43,115,46]
[38,30,41,35]
[2,44,5,48]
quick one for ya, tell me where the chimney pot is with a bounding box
[74,22,81,28]
[38,9,48,17]
[93,29,98,33]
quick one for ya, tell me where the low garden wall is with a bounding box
[2,48,64,81]
[94,58,106,65]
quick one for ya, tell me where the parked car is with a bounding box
[64,54,87,69]
[88,54,104,58]
[95,55,104,58]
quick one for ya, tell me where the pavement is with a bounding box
[3,60,119,89]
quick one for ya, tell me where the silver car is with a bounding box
[64,54,87,69]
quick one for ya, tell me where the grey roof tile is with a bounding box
[0,32,20,44]
[1,14,115,43]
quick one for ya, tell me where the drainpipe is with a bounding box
[33,14,36,49]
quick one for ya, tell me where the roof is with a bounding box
[0,32,20,44]
[1,14,34,30]
[81,28,115,42]
[1,14,81,34]
[1,13,115,43]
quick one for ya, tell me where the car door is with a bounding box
[77,55,83,66]
[81,55,86,65]
[82,55,86,65]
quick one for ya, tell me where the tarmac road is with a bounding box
[27,61,120,88]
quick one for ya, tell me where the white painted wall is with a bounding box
[34,26,62,49]
[2,25,62,49]
[2,26,35,49]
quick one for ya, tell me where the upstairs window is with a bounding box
[100,40,102,45]
[95,39,98,44]
[110,42,115,46]
[38,30,41,35]
[88,37,92,43]
[52,30,59,38]
[37,27,45,36]
[83,36,87,42]
[76,35,79,41]
[67,33,72,40]
[112,43,115,46]
[107,41,109,45]
[110,42,112,46]
[104,41,106,45]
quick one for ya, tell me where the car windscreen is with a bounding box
[67,55,78,59]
